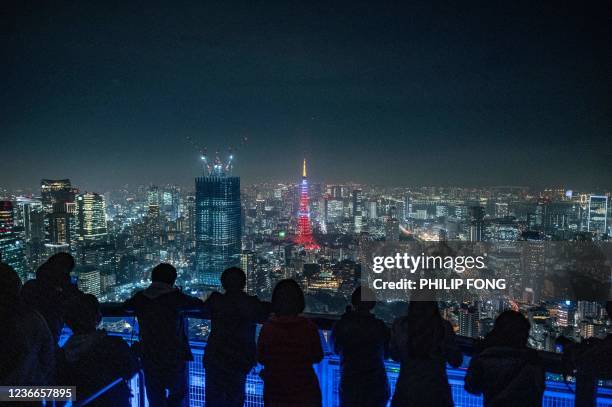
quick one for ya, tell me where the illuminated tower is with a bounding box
[195,150,241,287]
[295,159,319,250]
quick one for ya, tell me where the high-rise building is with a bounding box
[15,197,45,274]
[325,198,344,225]
[403,196,412,220]
[0,201,25,278]
[385,217,399,241]
[48,205,71,246]
[41,179,76,246]
[241,250,256,295]
[76,265,101,297]
[15,197,45,243]
[185,195,196,242]
[458,305,479,338]
[469,206,485,242]
[352,189,363,234]
[75,192,107,242]
[295,159,319,250]
[195,155,241,287]
[368,201,377,220]
[587,195,608,235]
[41,179,75,213]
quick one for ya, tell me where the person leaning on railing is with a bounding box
[123,263,205,407]
[202,267,272,407]
[332,286,390,407]
[464,310,545,407]
[389,299,462,407]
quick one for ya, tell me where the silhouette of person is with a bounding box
[573,301,612,407]
[124,263,204,407]
[465,310,544,407]
[390,300,462,407]
[21,252,81,343]
[332,286,390,407]
[0,262,55,386]
[203,267,271,407]
[257,279,324,407]
[58,294,139,407]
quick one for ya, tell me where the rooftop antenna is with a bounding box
[186,135,248,176]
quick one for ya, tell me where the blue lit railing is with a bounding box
[83,307,612,407]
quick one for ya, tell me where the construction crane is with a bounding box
[185,135,248,176]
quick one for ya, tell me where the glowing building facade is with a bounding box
[195,153,241,287]
[75,192,108,242]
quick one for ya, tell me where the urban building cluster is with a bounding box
[0,159,610,349]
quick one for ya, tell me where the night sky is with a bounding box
[2,1,611,192]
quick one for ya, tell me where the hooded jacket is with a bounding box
[464,346,545,407]
[58,330,138,407]
[203,290,270,373]
[123,282,204,372]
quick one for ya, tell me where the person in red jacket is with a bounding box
[257,279,323,407]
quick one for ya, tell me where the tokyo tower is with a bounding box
[295,158,319,250]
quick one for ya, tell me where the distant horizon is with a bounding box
[2,175,610,197]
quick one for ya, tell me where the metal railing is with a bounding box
[71,304,612,407]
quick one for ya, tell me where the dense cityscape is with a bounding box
[0,154,610,349]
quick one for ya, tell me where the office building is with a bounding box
[352,189,363,234]
[0,201,25,278]
[587,195,608,235]
[195,159,242,287]
[75,192,107,242]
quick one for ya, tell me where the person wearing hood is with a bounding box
[203,267,271,407]
[257,279,324,407]
[0,262,56,386]
[123,263,204,407]
[21,252,82,344]
[332,286,390,407]
[58,293,138,406]
[464,310,544,407]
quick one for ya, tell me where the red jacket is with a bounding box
[257,315,324,406]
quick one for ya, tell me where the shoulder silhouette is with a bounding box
[332,286,390,407]
[203,267,271,407]
[465,310,544,407]
[59,293,138,407]
[257,279,323,407]
[390,299,462,407]
[123,263,203,407]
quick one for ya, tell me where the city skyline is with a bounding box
[3,1,612,191]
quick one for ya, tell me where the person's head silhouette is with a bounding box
[37,252,75,287]
[485,310,530,349]
[272,279,305,316]
[151,263,177,286]
[351,286,376,312]
[47,252,75,273]
[221,267,246,293]
[64,294,101,334]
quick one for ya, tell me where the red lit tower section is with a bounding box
[295,158,319,250]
